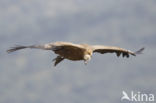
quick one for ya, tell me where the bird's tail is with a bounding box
[7,45,28,53]
[134,47,145,55]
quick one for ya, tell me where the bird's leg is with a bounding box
[52,56,64,66]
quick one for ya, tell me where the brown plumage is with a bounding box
[7,42,144,66]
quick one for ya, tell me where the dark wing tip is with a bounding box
[6,45,27,53]
[134,47,145,55]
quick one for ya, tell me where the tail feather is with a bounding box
[7,45,27,53]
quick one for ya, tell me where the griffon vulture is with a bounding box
[7,42,144,66]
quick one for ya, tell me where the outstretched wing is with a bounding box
[7,42,85,56]
[92,45,144,58]
[7,43,54,53]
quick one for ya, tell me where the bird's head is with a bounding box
[84,54,91,65]
[83,49,93,65]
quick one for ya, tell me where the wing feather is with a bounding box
[7,44,54,53]
[7,42,85,53]
[92,45,144,58]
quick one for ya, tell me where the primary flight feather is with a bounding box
[7,41,144,66]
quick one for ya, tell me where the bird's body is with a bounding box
[54,43,85,60]
[7,41,144,66]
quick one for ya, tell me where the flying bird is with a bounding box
[7,42,144,66]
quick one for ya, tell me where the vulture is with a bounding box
[7,42,144,66]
